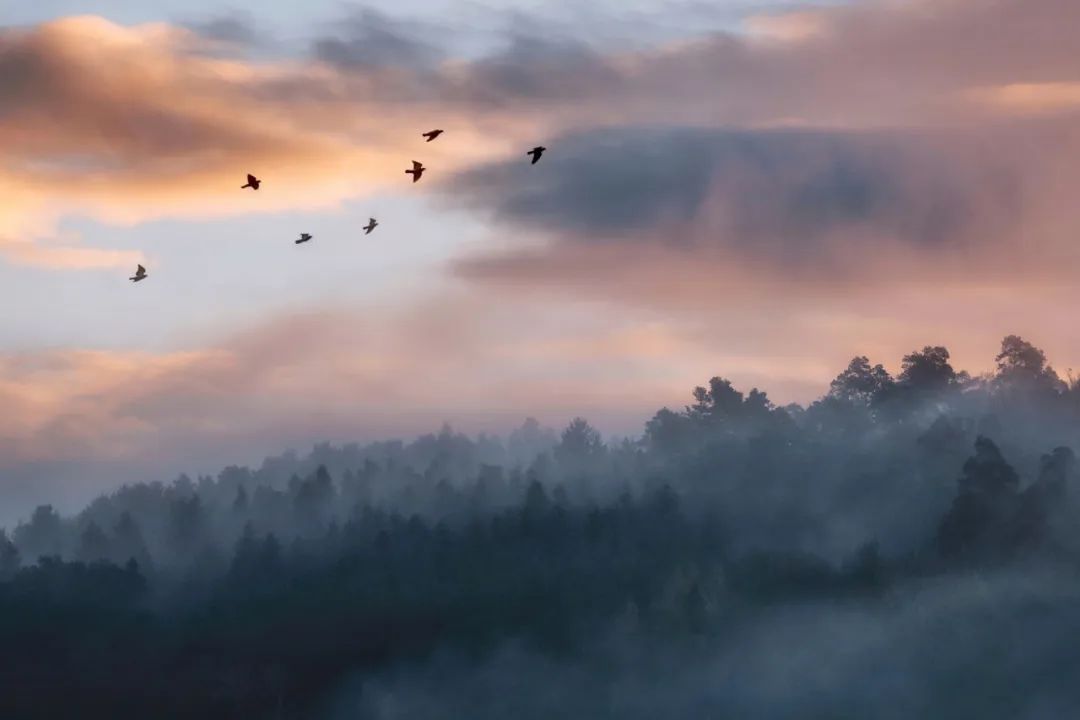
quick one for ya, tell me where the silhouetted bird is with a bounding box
[363,218,378,235]
[422,129,444,142]
[406,161,426,183]
[241,173,261,190]
[295,233,312,244]
[527,146,546,164]
[129,264,148,282]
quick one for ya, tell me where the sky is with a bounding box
[2,0,1080,517]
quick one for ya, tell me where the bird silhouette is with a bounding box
[241,173,261,190]
[295,233,313,244]
[422,129,444,142]
[527,146,546,165]
[363,218,378,235]
[406,161,426,183]
[129,264,148,282]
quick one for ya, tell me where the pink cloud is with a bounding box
[4,0,1080,499]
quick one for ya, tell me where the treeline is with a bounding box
[2,335,1079,718]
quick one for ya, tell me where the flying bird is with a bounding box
[363,218,378,235]
[406,161,426,183]
[129,264,148,282]
[422,129,444,142]
[295,233,313,244]
[527,146,546,165]
[241,173,261,190]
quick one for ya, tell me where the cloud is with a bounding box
[0,15,511,269]
[9,0,1077,270]
[424,0,1080,316]
[442,33,627,110]
[0,295,726,468]
[0,238,142,270]
[12,275,1080,510]
[743,10,827,42]
[446,124,1050,285]
[6,273,904,520]
[311,8,441,70]
[435,111,1080,411]
[184,11,261,47]
[971,82,1080,116]
[432,0,1080,132]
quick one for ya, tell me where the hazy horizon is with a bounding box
[5,0,1080,531]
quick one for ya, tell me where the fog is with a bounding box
[3,334,1080,717]
[333,566,1080,719]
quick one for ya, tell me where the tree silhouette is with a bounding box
[111,511,153,571]
[829,356,893,405]
[994,335,1065,399]
[0,529,19,579]
[77,521,111,563]
[232,484,249,514]
[14,505,63,561]
[937,436,1021,560]
[1014,446,1076,551]
[899,345,957,393]
[555,417,605,470]
[644,407,697,455]
[688,377,744,424]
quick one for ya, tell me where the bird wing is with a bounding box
[247,174,256,184]
[412,160,423,171]
[137,264,145,273]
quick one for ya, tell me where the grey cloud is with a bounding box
[444,125,1021,268]
[304,11,622,107]
[184,12,261,47]
[312,8,442,70]
[320,0,1080,125]
[447,33,626,108]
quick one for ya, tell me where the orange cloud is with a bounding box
[743,12,827,43]
[970,83,1080,116]
[8,276,1079,480]
[6,0,1080,271]
[0,16,518,268]
[0,238,143,270]
[0,296,721,468]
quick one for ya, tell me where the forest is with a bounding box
[3,334,1080,718]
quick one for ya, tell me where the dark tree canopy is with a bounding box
[0,530,18,580]
[2,334,1080,718]
[829,356,893,405]
[994,335,1065,397]
[688,377,744,423]
[958,436,1019,496]
[555,417,605,469]
[899,345,957,393]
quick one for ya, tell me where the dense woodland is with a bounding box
[4,335,1080,718]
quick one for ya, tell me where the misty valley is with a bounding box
[3,336,1080,718]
